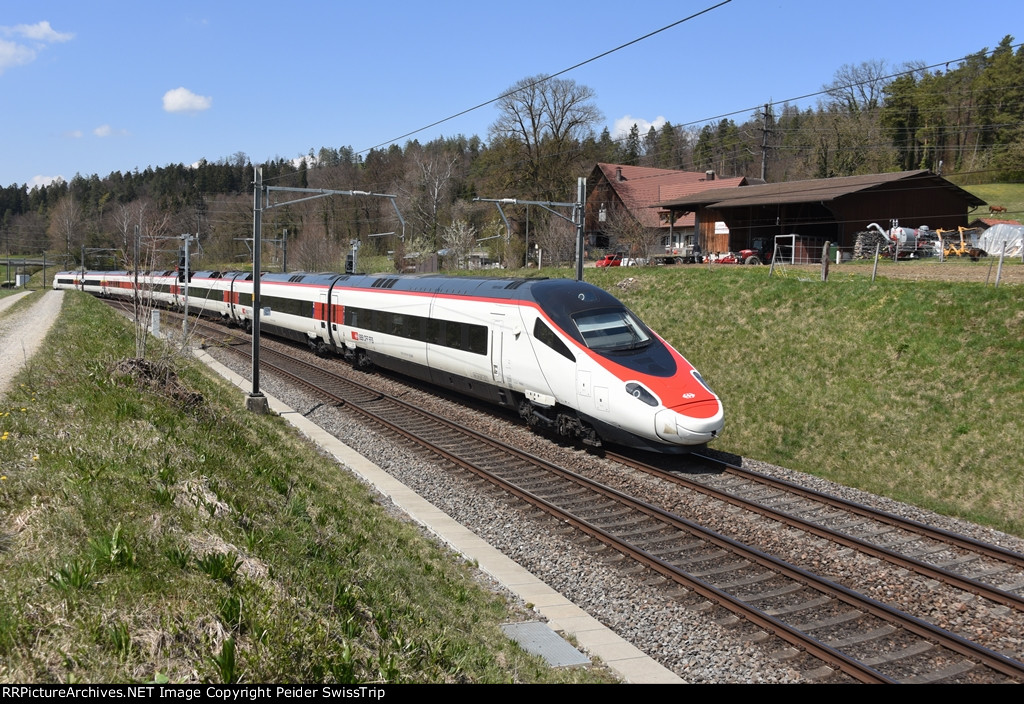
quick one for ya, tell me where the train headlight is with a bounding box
[625,382,658,407]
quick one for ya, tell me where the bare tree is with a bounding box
[489,74,602,201]
[9,211,48,255]
[407,147,459,248]
[130,241,163,359]
[603,207,660,261]
[441,219,477,270]
[48,194,82,262]
[823,59,890,113]
[110,198,173,269]
[532,216,576,267]
[290,205,344,272]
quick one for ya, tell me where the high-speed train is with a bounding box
[54,269,723,452]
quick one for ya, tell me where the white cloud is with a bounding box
[0,39,35,73]
[10,21,73,43]
[0,21,73,75]
[29,174,64,189]
[64,129,83,138]
[612,114,668,140]
[163,87,212,113]
[93,124,128,138]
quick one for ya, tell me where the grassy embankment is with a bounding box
[0,292,613,684]
[588,264,1024,536]
[963,183,1024,219]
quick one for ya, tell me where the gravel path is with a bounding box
[0,290,64,398]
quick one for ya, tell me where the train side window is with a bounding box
[466,325,487,355]
[445,321,462,349]
[533,319,574,361]
[427,319,442,345]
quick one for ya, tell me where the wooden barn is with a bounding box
[654,170,986,261]
[585,163,748,256]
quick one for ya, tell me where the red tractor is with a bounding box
[709,238,774,265]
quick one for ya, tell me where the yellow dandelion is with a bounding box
[1,476,6,481]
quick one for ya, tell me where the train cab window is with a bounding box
[573,309,651,352]
[533,319,574,361]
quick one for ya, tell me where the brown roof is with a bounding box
[655,170,986,210]
[592,163,745,228]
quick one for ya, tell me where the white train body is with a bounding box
[56,270,723,452]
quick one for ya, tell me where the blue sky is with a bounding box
[2,0,1021,189]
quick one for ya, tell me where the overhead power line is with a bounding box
[354,1,733,157]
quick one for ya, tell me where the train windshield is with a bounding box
[572,309,651,352]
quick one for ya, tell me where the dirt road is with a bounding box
[0,290,64,397]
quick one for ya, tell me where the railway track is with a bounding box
[609,451,1024,614]
[164,311,1024,684]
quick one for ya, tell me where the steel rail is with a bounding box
[696,452,1024,568]
[607,450,1024,612]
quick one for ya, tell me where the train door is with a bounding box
[329,283,345,351]
[227,273,248,324]
[490,328,504,385]
[576,369,608,415]
[227,275,239,323]
[317,291,330,346]
[489,305,525,387]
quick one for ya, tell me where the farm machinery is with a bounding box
[937,226,986,260]
[707,237,774,265]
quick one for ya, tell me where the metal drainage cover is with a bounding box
[500,621,590,668]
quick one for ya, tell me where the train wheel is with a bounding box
[518,398,548,428]
[556,413,602,448]
[353,350,373,370]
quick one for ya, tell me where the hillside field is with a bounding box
[588,263,1024,536]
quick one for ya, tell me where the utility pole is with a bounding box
[178,233,198,338]
[760,103,773,182]
[474,176,586,280]
[575,177,585,281]
[247,168,268,413]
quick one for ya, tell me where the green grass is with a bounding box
[587,265,1024,535]
[0,293,613,684]
[963,183,1024,219]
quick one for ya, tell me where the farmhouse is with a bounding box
[584,163,749,257]
[654,169,986,262]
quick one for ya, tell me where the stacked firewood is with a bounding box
[853,230,889,259]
